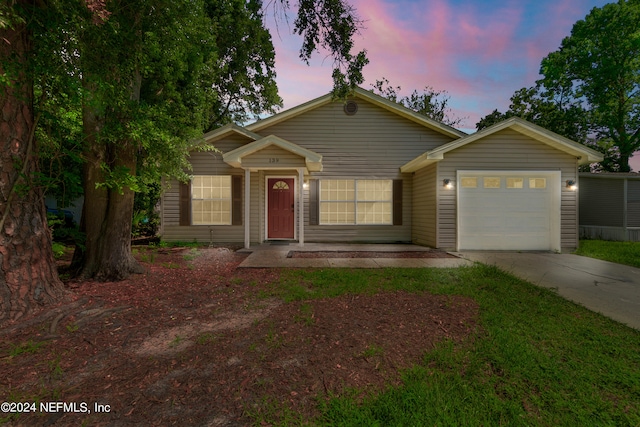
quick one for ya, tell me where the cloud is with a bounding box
[265,0,613,130]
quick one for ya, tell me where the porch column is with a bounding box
[244,168,250,249]
[298,168,304,246]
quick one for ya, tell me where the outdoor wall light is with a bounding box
[566,179,577,191]
[303,180,309,190]
[443,179,454,189]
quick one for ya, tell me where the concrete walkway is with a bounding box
[238,243,473,269]
[237,244,640,330]
[456,251,640,330]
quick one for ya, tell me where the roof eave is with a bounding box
[201,123,262,144]
[352,87,467,140]
[246,95,333,132]
[400,153,443,173]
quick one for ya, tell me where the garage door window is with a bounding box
[483,177,501,188]
[461,177,477,188]
[529,178,547,189]
[506,178,524,189]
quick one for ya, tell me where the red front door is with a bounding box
[268,178,295,239]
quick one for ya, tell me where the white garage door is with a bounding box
[457,171,561,251]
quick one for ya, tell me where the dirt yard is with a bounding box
[0,247,478,426]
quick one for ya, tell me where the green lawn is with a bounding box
[258,265,640,426]
[575,239,640,268]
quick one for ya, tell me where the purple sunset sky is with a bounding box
[264,0,638,170]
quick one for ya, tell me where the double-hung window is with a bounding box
[319,179,392,225]
[191,175,232,225]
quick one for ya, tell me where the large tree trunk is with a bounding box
[0,6,65,323]
[74,75,144,281]
[78,140,144,281]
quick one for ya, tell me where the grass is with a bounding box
[575,239,640,268]
[257,265,640,426]
[182,248,200,262]
[51,242,66,259]
[7,340,47,357]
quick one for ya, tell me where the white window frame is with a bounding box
[319,179,393,225]
[191,175,232,225]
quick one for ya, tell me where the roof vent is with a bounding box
[344,100,358,115]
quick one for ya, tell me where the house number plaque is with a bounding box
[269,158,280,163]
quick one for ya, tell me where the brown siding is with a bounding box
[411,164,438,247]
[437,129,579,249]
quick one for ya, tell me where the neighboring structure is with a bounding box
[579,173,640,241]
[160,88,603,251]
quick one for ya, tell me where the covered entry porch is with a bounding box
[222,135,323,249]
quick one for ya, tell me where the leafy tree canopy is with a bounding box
[475,86,589,143]
[479,0,640,171]
[370,77,465,128]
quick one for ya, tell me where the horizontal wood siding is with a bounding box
[161,134,248,243]
[162,98,457,244]
[411,164,437,246]
[579,177,624,227]
[255,98,453,242]
[258,98,454,177]
[241,145,306,169]
[437,129,579,249]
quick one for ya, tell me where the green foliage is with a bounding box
[8,340,47,358]
[575,239,640,268]
[371,77,464,127]
[540,0,640,172]
[51,242,66,259]
[476,85,589,146]
[294,0,369,97]
[4,0,368,282]
[201,0,282,131]
[481,1,640,172]
[36,87,84,209]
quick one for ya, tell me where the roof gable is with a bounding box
[223,135,323,172]
[401,117,604,172]
[201,123,262,144]
[246,87,467,140]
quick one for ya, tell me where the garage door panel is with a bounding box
[458,171,560,251]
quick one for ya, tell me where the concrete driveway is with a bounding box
[456,252,640,330]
